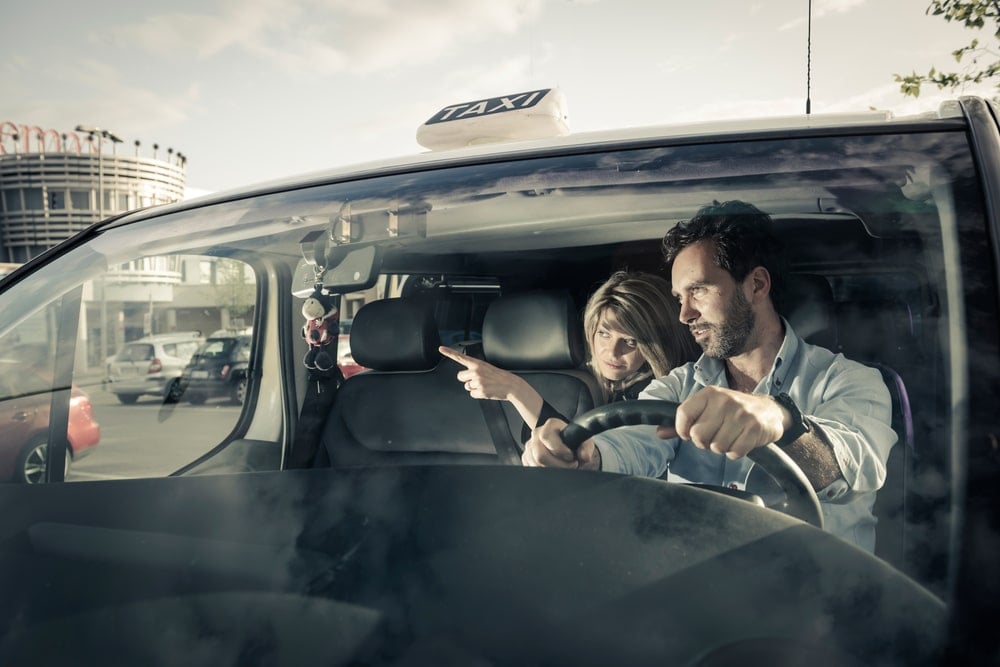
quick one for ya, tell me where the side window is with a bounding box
[9,367,51,397]
[0,253,262,484]
[176,341,201,359]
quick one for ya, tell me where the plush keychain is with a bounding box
[301,285,339,372]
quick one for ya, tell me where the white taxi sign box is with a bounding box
[416,88,569,151]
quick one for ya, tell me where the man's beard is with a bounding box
[696,288,755,359]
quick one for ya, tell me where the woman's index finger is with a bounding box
[437,345,475,368]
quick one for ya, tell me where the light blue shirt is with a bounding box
[595,319,896,552]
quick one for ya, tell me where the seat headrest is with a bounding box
[482,290,585,370]
[351,298,441,371]
[784,274,837,350]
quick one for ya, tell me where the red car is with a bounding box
[0,361,100,483]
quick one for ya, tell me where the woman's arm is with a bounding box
[438,346,545,426]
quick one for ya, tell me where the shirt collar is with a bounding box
[769,317,802,393]
[691,317,803,394]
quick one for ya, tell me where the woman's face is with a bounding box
[591,310,647,382]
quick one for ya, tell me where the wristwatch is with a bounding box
[772,392,810,447]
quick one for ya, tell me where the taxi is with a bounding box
[0,89,996,665]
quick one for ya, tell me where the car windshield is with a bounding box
[0,106,996,664]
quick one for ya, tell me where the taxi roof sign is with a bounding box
[416,88,569,151]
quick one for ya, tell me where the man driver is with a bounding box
[522,200,896,551]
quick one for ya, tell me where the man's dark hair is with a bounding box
[662,200,789,312]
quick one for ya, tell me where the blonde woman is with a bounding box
[439,271,699,435]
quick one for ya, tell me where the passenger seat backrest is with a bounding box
[317,297,499,467]
[833,295,924,570]
[784,273,915,570]
[481,290,602,438]
[870,363,914,569]
[782,273,837,351]
[836,297,921,376]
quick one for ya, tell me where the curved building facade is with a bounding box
[0,122,186,262]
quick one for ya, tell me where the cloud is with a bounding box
[308,52,541,156]
[778,0,867,31]
[97,0,548,77]
[662,96,809,124]
[67,61,203,134]
[97,0,294,59]
[2,56,201,140]
[614,80,998,134]
[824,80,998,117]
[258,0,548,76]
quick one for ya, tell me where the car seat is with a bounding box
[479,290,603,444]
[315,297,499,467]
[834,296,920,570]
[784,274,914,569]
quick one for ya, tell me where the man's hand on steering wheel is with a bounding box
[656,386,788,459]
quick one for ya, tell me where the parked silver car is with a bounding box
[105,332,204,404]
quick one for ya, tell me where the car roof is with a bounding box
[126,332,203,344]
[99,99,970,231]
[207,329,252,338]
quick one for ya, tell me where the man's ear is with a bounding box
[747,266,771,302]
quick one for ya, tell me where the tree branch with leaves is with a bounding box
[895,0,1000,97]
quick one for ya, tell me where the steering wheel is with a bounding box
[561,400,824,529]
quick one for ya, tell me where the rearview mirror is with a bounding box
[291,244,382,297]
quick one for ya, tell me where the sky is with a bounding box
[2,0,997,197]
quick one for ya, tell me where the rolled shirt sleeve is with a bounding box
[794,355,896,501]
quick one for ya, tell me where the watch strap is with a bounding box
[773,392,810,447]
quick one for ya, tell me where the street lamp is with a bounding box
[74,125,122,220]
[74,125,122,368]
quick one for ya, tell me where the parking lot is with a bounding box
[69,380,241,481]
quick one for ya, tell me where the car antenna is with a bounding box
[806,0,812,115]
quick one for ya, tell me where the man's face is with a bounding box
[671,240,755,359]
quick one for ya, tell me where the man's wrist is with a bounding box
[772,392,810,447]
[584,441,603,471]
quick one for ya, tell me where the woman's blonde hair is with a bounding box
[582,270,699,400]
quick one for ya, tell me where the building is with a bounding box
[0,122,186,262]
[0,122,253,367]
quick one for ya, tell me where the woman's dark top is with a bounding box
[520,375,654,443]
